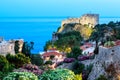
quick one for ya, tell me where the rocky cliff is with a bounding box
[88,46,120,80]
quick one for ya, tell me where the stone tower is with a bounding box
[79,14,99,28]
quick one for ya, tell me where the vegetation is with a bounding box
[44,31,83,53]
[39,69,81,80]
[13,64,43,76]
[22,41,34,57]
[14,40,20,53]
[31,54,43,66]
[6,53,30,68]
[0,55,14,72]
[72,61,85,74]
[3,72,38,80]
[96,75,108,80]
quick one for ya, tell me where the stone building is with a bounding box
[0,39,15,56]
[79,14,99,28]
[61,13,99,27]
[0,38,24,56]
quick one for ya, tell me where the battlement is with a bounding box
[61,13,99,28]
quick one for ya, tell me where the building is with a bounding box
[61,13,99,28]
[80,42,95,56]
[42,48,64,63]
[0,37,24,56]
[0,39,15,56]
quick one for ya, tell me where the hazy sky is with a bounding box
[0,0,120,17]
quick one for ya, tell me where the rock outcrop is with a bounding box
[88,46,120,80]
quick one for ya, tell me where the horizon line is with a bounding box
[1,16,120,18]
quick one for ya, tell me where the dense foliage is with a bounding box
[67,46,82,59]
[31,54,43,66]
[39,69,80,80]
[13,64,43,76]
[72,61,85,74]
[22,41,34,57]
[3,72,38,80]
[96,75,108,80]
[0,55,14,72]
[44,31,83,53]
[6,53,30,68]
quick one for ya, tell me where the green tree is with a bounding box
[30,54,43,66]
[22,41,34,57]
[71,46,82,59]
[14,40,19,53]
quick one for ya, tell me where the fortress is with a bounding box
[0,37,24,56]
[61,14,99,28]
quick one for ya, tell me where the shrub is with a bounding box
[71,46,82,59]
[6,53,31,68]
[72,61,85,74]
[74,74,82,80]
[39,69,76,80]
[0,55,14,72]
[96,75,108,80]
[63,58,76,63]
[104,41,115,47]
[78,55,89,61]
[3,72,38,80]
[0,71,9,80]
[44,60,53,65]
[13,64,43,76]
[30,54,43,66]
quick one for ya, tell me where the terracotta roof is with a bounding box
[42,52,62,57]
[80,43,93,50]
[115,40,120,45]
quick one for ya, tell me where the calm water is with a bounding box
[0,17,120,53]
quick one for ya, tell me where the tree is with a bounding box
[14,41,20,53]
[22,41,34,57]
[70,46,82,59]
[30,54,43,66]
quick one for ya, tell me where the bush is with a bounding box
[6,53,31,68]
[44,60,53,65]
[63,58,76,63]
[0,55,14,72]
[31,54,43,66]
[68,46,82,59]
[78,55,89,61]
[104,41,115,47]
[13,64,43,76]
[96,75,108,80]
[3,72,38,80]
[74,74,82,80]
[39,69,76,80]
[0,71,9,80]
[72,61,85,74]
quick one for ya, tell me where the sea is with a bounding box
[0,17,120,53]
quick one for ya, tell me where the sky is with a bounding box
[0,0,120,17]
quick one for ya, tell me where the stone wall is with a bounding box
[88,46,120,80]
[79,14,99,28]
[61,14,99,28]
[0,41,15,56]
[0,39,24,56]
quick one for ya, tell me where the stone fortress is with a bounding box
[61,13,99,28]
[0,37,24,56]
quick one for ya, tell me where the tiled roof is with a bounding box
[42,52,62,57]
[80,43,93,50]
[115,40,120,45]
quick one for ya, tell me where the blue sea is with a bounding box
[0,17,120,53]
